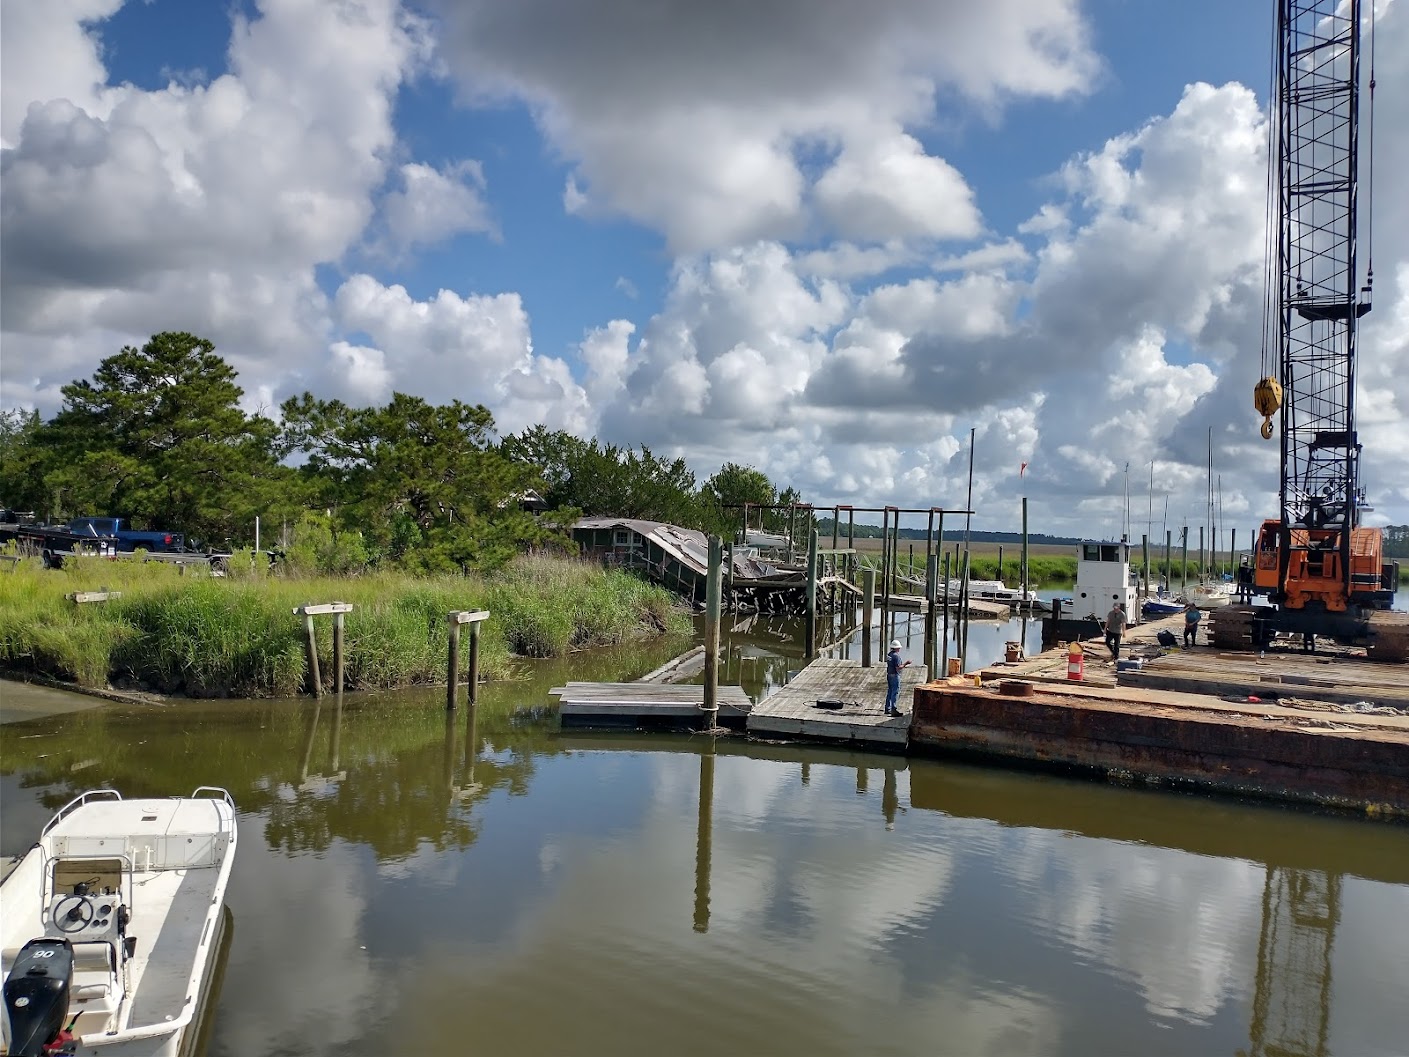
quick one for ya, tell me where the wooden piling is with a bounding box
[302,616,322,699]
[925,509,935,578]
[879,507,891,610]
[941,551,951,677]
[805,528,818,659]
[958,550,971,670]
[846,508,855,581]
[703,535,722,725]
[1182,529,1190,594]
[333,611,345,696]
[725,540,735,611]
[861,566,876,668]
[890,510,901,598]
[447,620,461,710]
[446,610,490,710]
[1142,534,1150,599]
[468,622,480,705]
[1165,529,1173,591]
[1020,496,1030,660]
[924,553,938,675]
[1020,498,1029,598]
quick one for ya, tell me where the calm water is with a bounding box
[3,618,1408,1057]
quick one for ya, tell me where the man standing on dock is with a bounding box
[1104,602,1128,661]
[885,640,910,717]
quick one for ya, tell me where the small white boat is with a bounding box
[944,578,1039,606]
[1,788,237,1056]
[1186,582,1232,610]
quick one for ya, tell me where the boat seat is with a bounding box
[71,941,117,973]
[2,942,118,974]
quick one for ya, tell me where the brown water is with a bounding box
[2,620,1408,1057]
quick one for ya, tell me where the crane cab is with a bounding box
[1253,519,1397,611]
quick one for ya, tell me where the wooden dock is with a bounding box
[551,682,752,728]
[745,657,927,749]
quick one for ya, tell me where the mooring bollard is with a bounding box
[446,610,490,710]
[292,603,354,699]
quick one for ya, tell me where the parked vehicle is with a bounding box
[8,522,118,568]
[4,515,233,571]
[66,517,185,553]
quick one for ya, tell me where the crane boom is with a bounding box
[1273,0,1368,567]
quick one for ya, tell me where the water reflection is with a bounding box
[693,738,714,933]
[1244,869,1339,1057]
[2,636,1407,1055]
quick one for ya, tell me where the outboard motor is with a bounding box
[3,938,73,1056]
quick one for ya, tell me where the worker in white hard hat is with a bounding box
[885,639,911,717]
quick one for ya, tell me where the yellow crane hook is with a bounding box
[1253,377,1282,440]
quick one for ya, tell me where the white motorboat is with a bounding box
[944,578,1039,606]
[1,788,237,1056]
[1186,582,1233,610]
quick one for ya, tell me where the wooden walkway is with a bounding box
[746,657,928,748]
[551,682,752,727]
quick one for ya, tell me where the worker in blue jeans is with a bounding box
[885,640,911,716]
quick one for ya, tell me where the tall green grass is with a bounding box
[0,554,688,697]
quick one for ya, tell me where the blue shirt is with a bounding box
[887,650,902,676]
[1185,608,1202,625]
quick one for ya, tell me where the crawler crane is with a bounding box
[1238,0,1406,661]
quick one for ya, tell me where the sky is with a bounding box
[2,0,1406,540]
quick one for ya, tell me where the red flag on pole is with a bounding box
[1019,462,1028,477]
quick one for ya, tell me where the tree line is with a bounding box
[0,332,806,573]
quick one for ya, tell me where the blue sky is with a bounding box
[2,0,1405,533]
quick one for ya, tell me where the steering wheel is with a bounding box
[53,894,95,934]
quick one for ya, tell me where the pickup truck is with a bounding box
[67,517,186,553]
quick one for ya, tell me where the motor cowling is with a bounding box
[3,938,73,1056]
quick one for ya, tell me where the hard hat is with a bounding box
[890,640,901,650]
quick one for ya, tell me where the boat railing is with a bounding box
[190,787,238,838]
[41,789,123,837]
[190,786,235,809]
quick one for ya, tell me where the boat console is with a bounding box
[3,865,132,1054]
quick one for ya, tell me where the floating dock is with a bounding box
[551,682,752,729]
[744,657,925,749]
